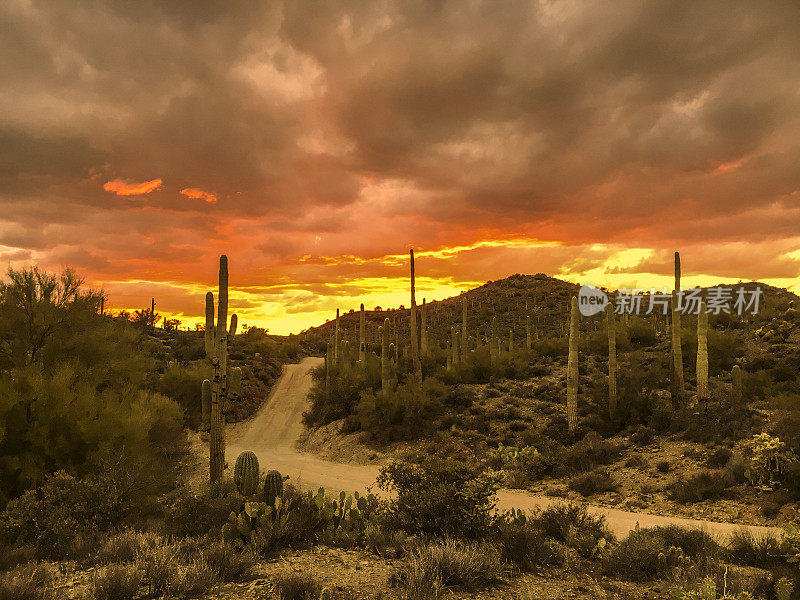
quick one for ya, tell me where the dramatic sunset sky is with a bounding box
[2,1,800,334]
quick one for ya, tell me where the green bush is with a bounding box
[355,379,446,443]
[157,362,211,426]
[303,360,377,427]
[603,526,720,582]
[532,503,611,558]
[496,517,565,570]
[378,458,502,539]
[162,481,243,538]
[0,472,129,559]
[568,469,618,496]
[0,268,187,508]
[558,432,623,475]
[668,471,728,503]
[726,528,789,569]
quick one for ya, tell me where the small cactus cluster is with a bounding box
[222,485,378,548]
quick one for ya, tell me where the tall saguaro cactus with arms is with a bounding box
[205,254,240,483]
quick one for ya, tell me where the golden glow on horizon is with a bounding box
[50,240,800,336]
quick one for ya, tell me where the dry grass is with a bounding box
[0,563,54,600]
[403,538,503,598]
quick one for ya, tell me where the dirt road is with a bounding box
[228,357,781,540]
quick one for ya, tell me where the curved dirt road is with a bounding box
[228,357,781,541]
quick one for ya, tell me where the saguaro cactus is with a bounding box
[334,309,340,364]
[409,249,423,384]
[380,319,391,391]
[567,296,579,430]
[421,299,428,356]
[508,328,514,353]
[451,326,458,366]
[461,298,468,359]
[359,303,366,364]
[233,451,260,496]
[526,314,531,351]
[671,251,684,403]
[325,342,331,392]
[490,316,498,365]
[607,303,617,420]
[206,254,238,483]
[732,365,743,404]
[697,301,709,401]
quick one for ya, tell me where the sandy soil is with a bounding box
[223,357,781,542]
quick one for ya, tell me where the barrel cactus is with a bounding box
[264,469,284,507]
[233,451,260,496]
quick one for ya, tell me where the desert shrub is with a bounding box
[364,523,408,559]
[271,570,322,600]
[496,517,565,570]
[402,538,502,594]
[625,454,649,468]
[604,526,719,581]
[200,539,257,581]
[654,525,721,572]
[0,545,35,573]
[378,458,502,539]
[726,528,789,568]
[95,529,161,564]
[355,379,447,443]
[705,448,732,468]
[757,489,790,519]
[657,460,671,473]
[558,432,623,475]
[0,471,132,560]
[0,563,54,600]
[668,471,728,503]
[157,362,211,426]
[0,268,187,509]
[568,469,618,496]
[91,563,143,600]
[532,503,611,558]
[303,361,376,427]
[630,425,656,446]
[168,558,217,598]
[162,481,243,538]
[627,318,658,347]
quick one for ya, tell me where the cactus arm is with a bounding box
[229,313,238,338]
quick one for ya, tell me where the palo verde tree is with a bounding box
[0,266,183,507]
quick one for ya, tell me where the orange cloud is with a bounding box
[180,187,217,203]
[104,178,163,196]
